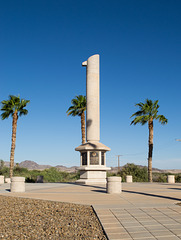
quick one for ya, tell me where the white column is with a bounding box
[0,175,4,184]
[167,175,175,183]
[126,175,133,183]
[107,177,122,194]
[99,151,101,165]
[87,151,90,166]
[82,54,100,142]
[10,177,25,192]
[80,153,82,166]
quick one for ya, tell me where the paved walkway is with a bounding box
[0,182,181,239]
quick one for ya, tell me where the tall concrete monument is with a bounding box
[75,54,111,184]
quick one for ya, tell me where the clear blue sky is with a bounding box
[0,0,181,169]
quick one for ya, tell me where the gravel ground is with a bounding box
[0,195,107,240]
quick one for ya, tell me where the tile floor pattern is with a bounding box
[96,206,181,240]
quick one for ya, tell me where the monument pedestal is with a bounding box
[76,166,110,184]
[75,141,111,185]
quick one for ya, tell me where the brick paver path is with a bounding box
[96,206,181,239]
[95,183,181,239]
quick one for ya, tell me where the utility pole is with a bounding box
[115,155,122,172]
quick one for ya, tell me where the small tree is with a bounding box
[67,95,86,144]
[130,99,167,182]
[0,160,5,170]
[120,163,148,182]
[1,95,30,178]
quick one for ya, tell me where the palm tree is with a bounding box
[67,95,86,144]
[1,95,30,178]
[130,99,167,182]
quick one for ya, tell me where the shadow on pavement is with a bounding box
[168,188,181,191]
[91,190,107,193]
[66,182,106,190]
[123,190,181,202]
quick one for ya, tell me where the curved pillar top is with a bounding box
[82,54,100,142]
[82,54,99,69]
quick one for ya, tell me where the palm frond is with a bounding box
[156,115,168,125]
[130,115,148,125]
[67,95,86,117]
[19,109,28,116]
[130,99,167,126]
[1,110,13,120]
[135,102,144,108]
[1,95,30,120]
[130,110,145,118]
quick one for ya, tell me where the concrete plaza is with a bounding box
[0,182,181,239]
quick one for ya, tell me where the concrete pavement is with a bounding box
[0,182,181,239]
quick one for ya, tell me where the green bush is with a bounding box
[4,162,180,183]
[107,172,117,177]
[119,163,148,182]
[28,168,79,183]
[153,173,181,183]
[0,166,9,177]
[107,164,181,183]
[0,160,9,177]
[107,163,148,182]
[40,167,68,182]
[152,173,167,182]
[25,170,42,182]
[0,160,5,169]
[0,163,79,183]
[175,174,181,183]
[14,165,29,175]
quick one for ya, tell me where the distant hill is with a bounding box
[108,166,181,174]
[4,160,78,173]
[55,165,77,173]
[2,160,181,174]
[19,160,52,170]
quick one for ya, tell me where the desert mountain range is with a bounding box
[3,160,181,174]
[4,160,77,173]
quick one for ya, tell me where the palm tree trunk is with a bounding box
[81,111,86,144]
[9,112,18,178]
[148,119,153,182]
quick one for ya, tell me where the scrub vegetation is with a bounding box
[1,161,180,183]
[107,163,181,183]
[0,161,79,183]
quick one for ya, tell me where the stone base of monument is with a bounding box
[76,166,111,185]
[167,175,175,183]
[0,175,4,184]
[126,175,133,183]
[107,176,122,194]
[10,177,25,192]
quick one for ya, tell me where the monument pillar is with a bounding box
[83,54,100,142]
[75,54,111,185]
